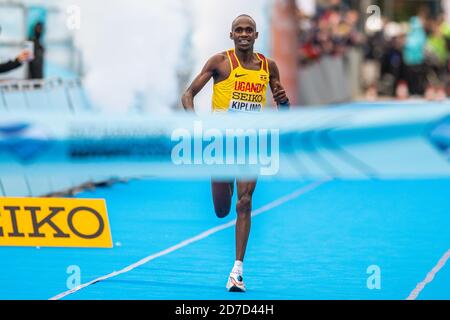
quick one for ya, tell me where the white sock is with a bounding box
[231,260,243,275]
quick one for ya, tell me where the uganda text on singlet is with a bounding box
[212,49,270,113]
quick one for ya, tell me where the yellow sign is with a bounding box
[0,197,112,248]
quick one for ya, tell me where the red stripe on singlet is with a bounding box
[257,53,268,72]
[228,50,239,70]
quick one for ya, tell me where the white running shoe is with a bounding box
[226,272,246,292]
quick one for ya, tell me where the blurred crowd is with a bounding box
[368,8,450,100]
[298,1,364,65]
[297,0,450,101]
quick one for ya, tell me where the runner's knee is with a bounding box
[215,204,231,218]
[237,194,252,216]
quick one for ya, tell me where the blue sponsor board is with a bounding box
[0,122,51,163]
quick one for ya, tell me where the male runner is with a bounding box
[181,14,289,292]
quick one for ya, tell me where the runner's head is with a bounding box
[230,15,258,52]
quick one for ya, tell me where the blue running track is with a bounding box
[1,177,450,300]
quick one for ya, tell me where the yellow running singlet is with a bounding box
[212,49,270,113]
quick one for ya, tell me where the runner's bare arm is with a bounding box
[181,54,222,111]
[268,59,290,109]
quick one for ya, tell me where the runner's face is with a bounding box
[230,18,258,51]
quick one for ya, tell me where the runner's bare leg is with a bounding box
[235,180,257,261]
[211,179,234,218]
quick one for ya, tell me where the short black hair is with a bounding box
[231,14,257,31]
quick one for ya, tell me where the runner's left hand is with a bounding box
[273,86,288,105]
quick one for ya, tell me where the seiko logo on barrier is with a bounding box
[0,197,112,248]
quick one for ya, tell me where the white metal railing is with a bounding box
[0,77,89,112]
[0,77,81,90]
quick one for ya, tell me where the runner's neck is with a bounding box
[234,48,255,64]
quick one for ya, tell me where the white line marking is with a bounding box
[50,179,329,300]
[406,249,450,300]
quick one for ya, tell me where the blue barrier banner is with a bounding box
[1,102,450,196]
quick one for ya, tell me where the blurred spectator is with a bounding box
[0,51,32,74]
[0,25,33,74]
[379,24,406,96]
[424,15,450,99]
[403,13,427,96]
[28,22,45,79]
[362,18,385,97]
